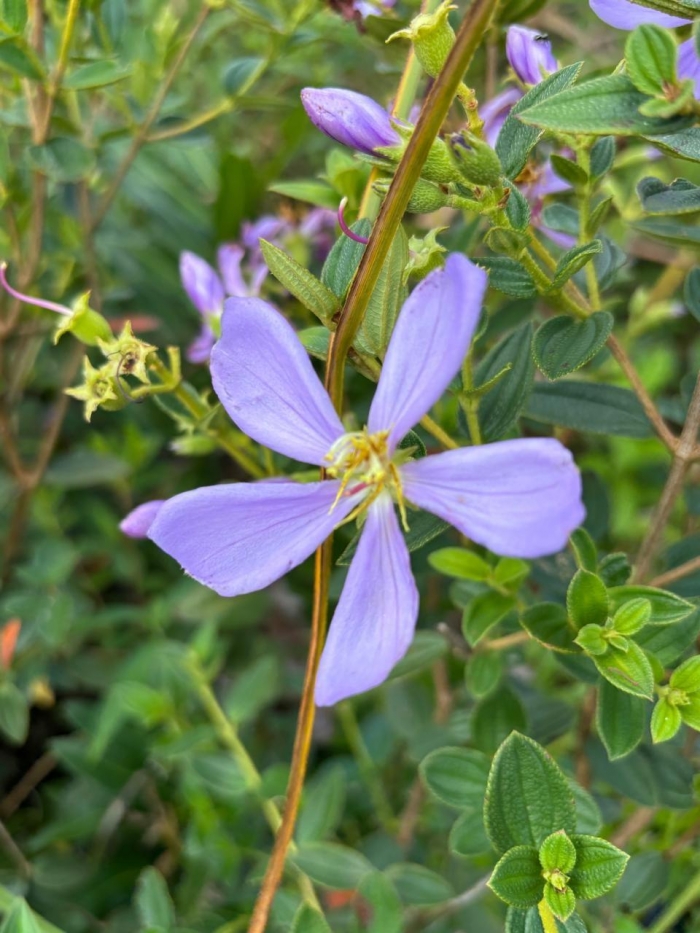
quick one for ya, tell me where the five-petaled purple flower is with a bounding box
[145,254,584,706]
[590,0,700,97]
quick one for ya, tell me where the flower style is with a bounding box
[590,0,700,97]
[147,254,584,706]
[301,87,401,155]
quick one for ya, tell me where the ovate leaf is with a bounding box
[419,746,490,809]
[260,239,339,322]
[489,846,543,909]
[533,313,613,381]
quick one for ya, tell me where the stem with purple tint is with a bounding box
[0,264,71,317]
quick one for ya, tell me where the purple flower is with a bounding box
[148,255,584,706]
[506,25,558,86]
[301,87,401,156]
[590,0,700,97]
[354,0,395,16]
[481,86,524,148]
[120,500,165,538]
[180,252,225,318]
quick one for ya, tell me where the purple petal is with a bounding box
[180,251,225,316]
[481,87,523,147]
[678,38,700,98]
[186,323,216,364]
[217,244,249,297]
[506,25,558,85]
[400,438,585,558]
[210,299,344,464]
[368,254,487,450]
[242,215,291,252]
[589,0,688,28]
[149,480,360,597]
[315,494,418,706]
[301,87,400,155]
[120,500,165,538]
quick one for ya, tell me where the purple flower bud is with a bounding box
[506,25,558,86]
[120,500,165,539]
[179,251,225,317]
[301,87,401,155]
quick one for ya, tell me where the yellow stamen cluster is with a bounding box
[324,429,409,530]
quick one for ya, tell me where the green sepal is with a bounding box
[54,292,112,347]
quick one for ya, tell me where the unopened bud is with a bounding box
[54,292,113,347]
[301,87,400,156]
[374,177,448,213]
[449,131,503,187]
[388,1,456,78]
[506,25,558,87]
[65,356,126,421]
[99,321,157,384]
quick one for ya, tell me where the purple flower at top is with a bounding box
[590,0,700,98]
[301,87,401,156]
[148,254,584,706]
[506,25,558,86]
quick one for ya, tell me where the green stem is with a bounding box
[190,661,320,909]
[337,702,395,832]
[460,352,482,445]
[648,867,700,933]
[577,147,601,312]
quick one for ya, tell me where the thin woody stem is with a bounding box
[90,5,211,231]
[633,371,700,582]
[650,554,700,589]
[245,2,497,930]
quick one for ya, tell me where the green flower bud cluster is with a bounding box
[387,1,456,79]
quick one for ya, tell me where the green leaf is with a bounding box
[496,63,583,178]
[612,599,651,636]
[570,528,598,572]
[533,312,612,381]
[476,323,535,442]
[544,884,577,922]
[599,553,632,587]
[63,60,131,90]
[321,221,370,297]
[596,680,647,760]
[290,905,331,933]
[570,835,629,900]
[574,624,608,657]
[506,183,532,230]
[299,326,331,361]
[449,809,492,857]
[485,732,577,854]
[296,766,346,844]
[644,126,700,163]
[135,868,175,932]
[506,906,587,933]
[390,631,448,679]
[635,609,700,664]
[222,56,264,95]
[493,557,530,591]
[428,547,491,581]
[551,243,604,291]
[0,0,27,33]
[268,179,338,210]
[224,655,279,724]
[291,842,373,889]
[385,863,454,906]
[637,177,700,216]
[489,846,543,909]
[0,901,41,933]
[540,830,577,874]
[670,655,700,692]
[684,268,700,322]
[419,746,490,809]
[625,24,678,96]
[462,591,516,646]
[0,37,44,78]
[593,641,655,699]
[467,650,503,698]
[519,75,690,136]
[472,686,527,755]
[0,681,28,745]
[615,851,669,911]
[550,154,588,187]
[27,138,95,183]
[567,570,609,629]
[680,694,700,730]
[650,698,682,743]
[525,381,653,438]
[356,226,409,356]
[607,585,693,625]
[479,256,538,298]
[569,779,603,835]
[590,137,616,179]
[260,240,339,322]
[633,216,700,247]
[358,873,403,933]
[521,603,578,654]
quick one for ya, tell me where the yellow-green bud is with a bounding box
[373,177,449,213]
[65,356,127,421]
[98,321,157,384]
[448,131,503,187]
[388,1,456,78]
[54,292,113,347]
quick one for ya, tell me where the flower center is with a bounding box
[324,429,409,528]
